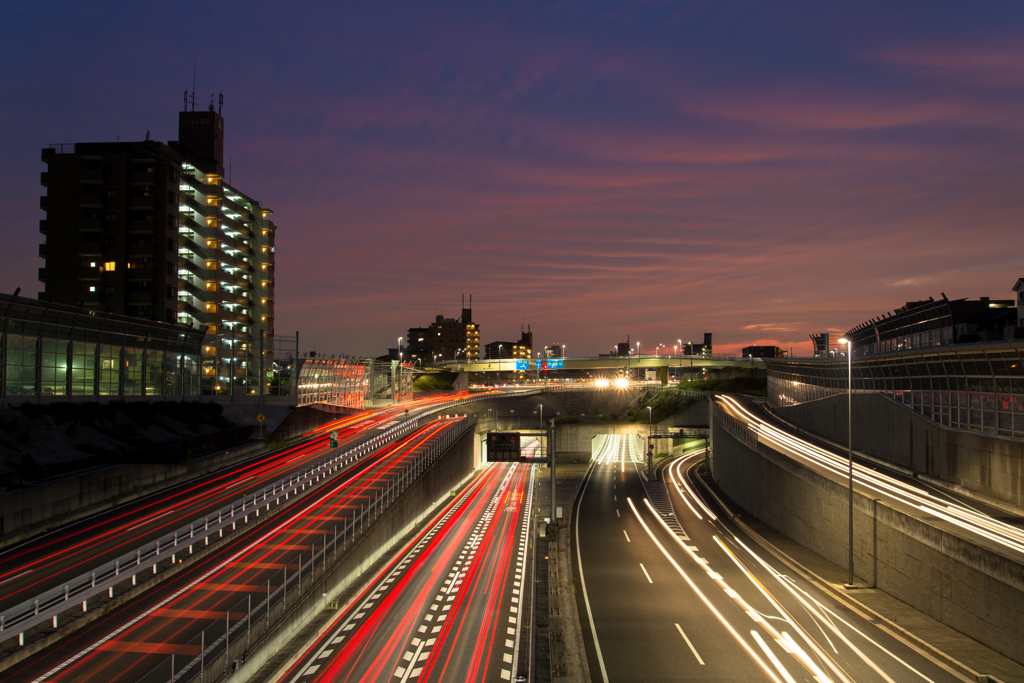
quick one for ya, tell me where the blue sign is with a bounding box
[516,360,529,370]
[535,359,564,370]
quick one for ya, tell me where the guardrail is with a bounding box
[0,394,484,652]
[135,415,478,683]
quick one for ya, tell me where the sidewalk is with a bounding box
[694,468,1024,683]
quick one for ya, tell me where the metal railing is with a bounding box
[133,415,476,683]
[0,394,483,652]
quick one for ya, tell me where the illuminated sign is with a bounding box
[515,360,529,370]
[536,359,564,370]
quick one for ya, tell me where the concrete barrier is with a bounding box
[711,414,1024,664]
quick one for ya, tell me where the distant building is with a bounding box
[38,102,276,395]
[616,342,631,356]
[742,345,786,358]
[1013,279,1024,331]
[484,341,517,360]
[684,333,713,356]
[405,296,479,363]
[544,344,563,359]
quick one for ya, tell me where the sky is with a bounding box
[2,1,1023,358]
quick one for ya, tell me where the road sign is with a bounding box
[256,413,265,423]
[487,432,522,462]
[329,431,339,448]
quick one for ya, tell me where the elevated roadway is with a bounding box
[432,354,764,374]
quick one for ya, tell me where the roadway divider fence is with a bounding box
[0,394,484,655]
[134,414,476,683]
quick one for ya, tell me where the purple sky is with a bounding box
[3,2,1023,357]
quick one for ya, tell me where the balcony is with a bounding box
[78,218,103,232]
[40,195,49,211]
[129,171,154,185]
[38,267,46,282]
[78,193,101,208]
[38,243,47,258]
[78,169,101,184]
[129,195,156,210]
[40,171,49,188]
[39,219,47,235]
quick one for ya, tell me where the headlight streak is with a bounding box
[668,450,714,520]
[729,534,934,683]
[642,497,841,683]
[710,535,847,683]
[625,497,784,683]
[717,395,1024,556]
[750,630,799,683]
[674,452,921,683]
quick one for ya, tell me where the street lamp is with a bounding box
[838,336,855,587]
[538,403,544,429]
[636,341,640,356]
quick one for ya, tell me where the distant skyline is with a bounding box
[3,2,1023,357]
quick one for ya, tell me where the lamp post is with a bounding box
[838,336,855,587]
[647,405,654,478]
[538,403,543,429]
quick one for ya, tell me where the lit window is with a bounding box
[103,261,116,271]
[206,303,218,313]
[88,286,96,292]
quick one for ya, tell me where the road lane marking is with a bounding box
[674,623,705,665]
[623,530,630,542]
[0,569,32,586]
[126,509,174,531]
[615,509,620,517]
[639,563,653,583]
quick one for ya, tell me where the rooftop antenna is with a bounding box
[183,88,187,111]
[192,61,196,111]
[218,92,223,115]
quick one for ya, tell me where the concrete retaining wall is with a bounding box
[771,393,1024,508]
[268,404,359,444]
[0,439,266,544]
[712,417,1024,663]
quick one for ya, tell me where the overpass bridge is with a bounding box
[430,353,765,374]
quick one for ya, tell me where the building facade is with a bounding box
[406,301,479,364]
[843,296,1014,357]
[0,292,204,403]
[38,106,276,395]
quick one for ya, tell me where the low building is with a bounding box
[742,345,786,358]
[0,292,204,404]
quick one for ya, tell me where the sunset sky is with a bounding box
[3,2,1023,357]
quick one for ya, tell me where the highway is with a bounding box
[574,434,968,682]
[2,414,472,683]
[715,395,1024,560]
[278,460,535,683]
[0,393,470,623]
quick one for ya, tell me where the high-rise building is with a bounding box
[38,102,276,395]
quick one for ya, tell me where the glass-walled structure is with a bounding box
[295,356,365,409]
[765,340,1024,438]
[844,297,1014,357]
[1,293,204,403]
[294,357,414,408]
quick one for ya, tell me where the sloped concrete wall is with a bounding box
[771,393,1024,508]
[712,417,1024,664]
